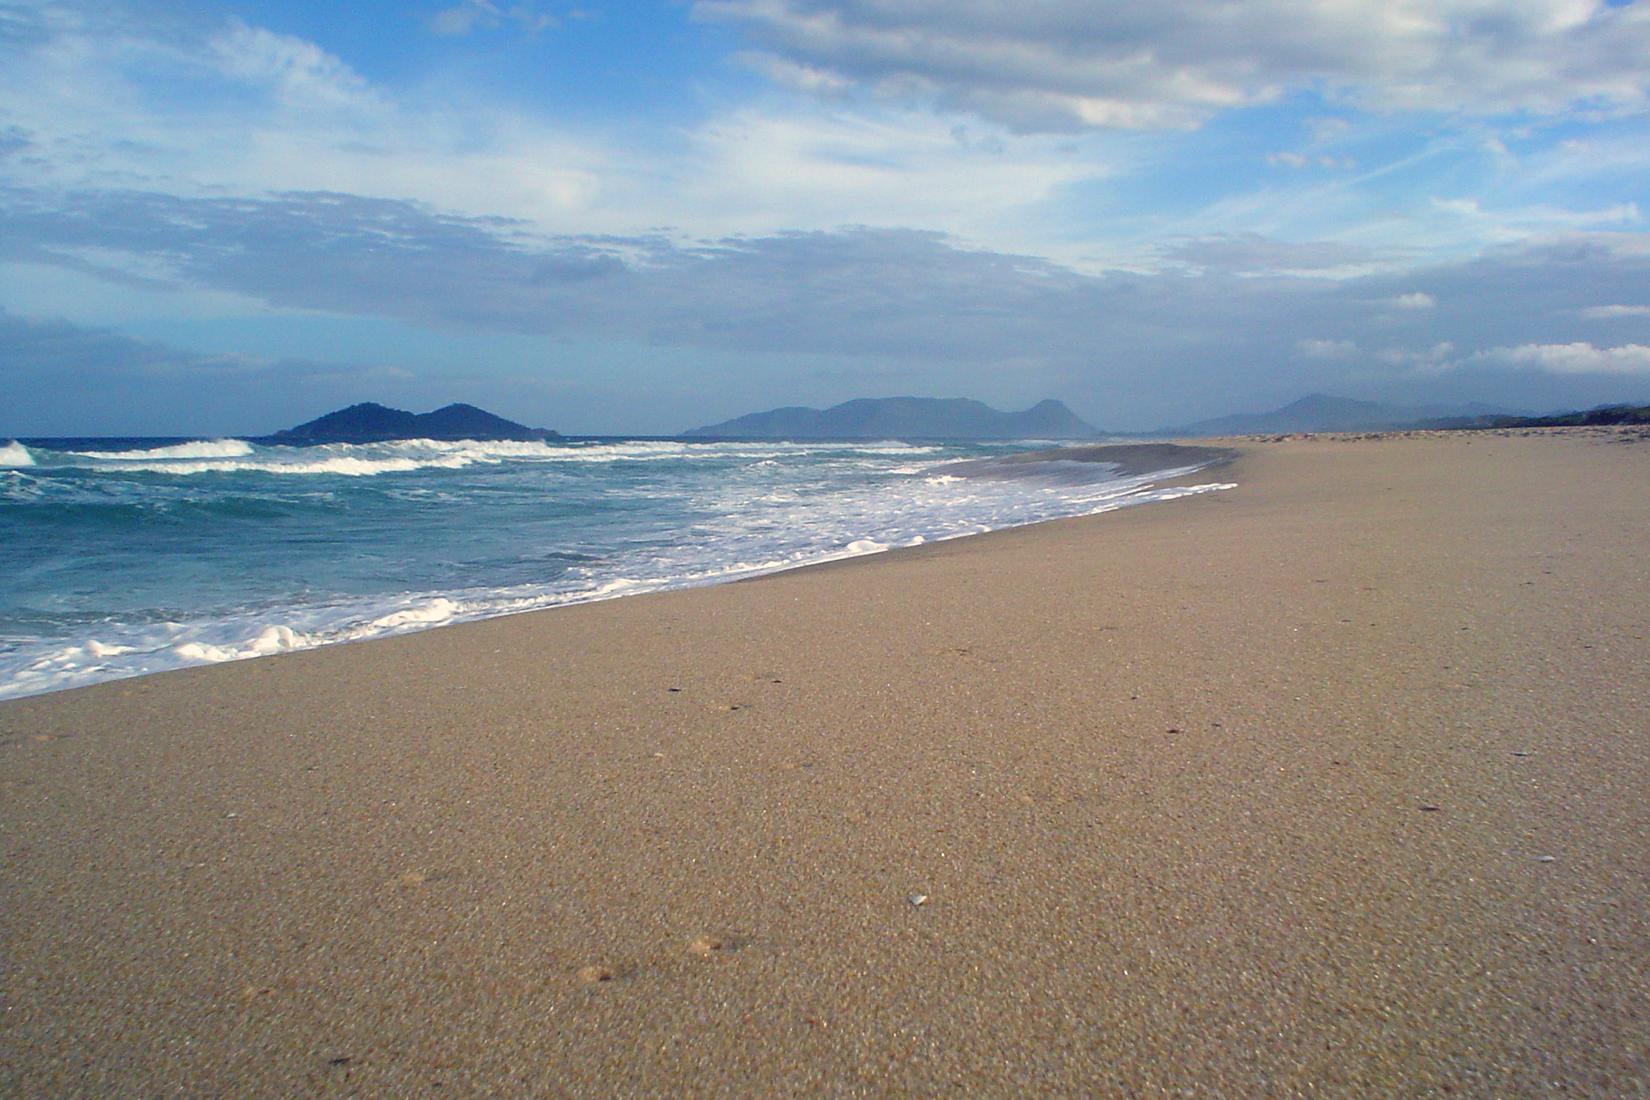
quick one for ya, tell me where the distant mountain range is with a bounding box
[1154,394,1521,437]
[264,403,560,445]
[249,393,1649,450]
[684,397,1101,440]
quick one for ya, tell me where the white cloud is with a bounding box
[675,107,1105,243]
[1307,117,1351,144]
[209,22,381,111]
[1161,233,1381,275]
[1521,134,1650,191]
[1386,292,1436,310]
[1579,304,1650,319]
[5,0,1649,314]
[698,0,1650,132]
[739,52,853,95]
[1269,151,1355,171]
[0,5,1111,256]
[1482,342,1650,375]
[1431,196,1641,240]
[7,0,1646,277]
[429,2,558,36]
[1297,338,1357,360]
[1268,116,1357,171]
[1377,342,1456,370]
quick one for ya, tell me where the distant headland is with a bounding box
[1148,393,1649,437]
[684,397,1101,440]
[263,403,560,445]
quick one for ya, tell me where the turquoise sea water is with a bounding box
[0,435,1232,700]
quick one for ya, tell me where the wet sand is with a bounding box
[3,429,1648,1095]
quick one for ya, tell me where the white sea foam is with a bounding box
[71,438,255,460]
[80,438,689,476]
[358,598,461,632]
[85,640,136,658]
[538,440,941,463]
[378,438,569,459]
[0,441,34,467]
[125,454,478,477]
[10,638,149,697]
[48,437,951,478]
[174,625,308,663]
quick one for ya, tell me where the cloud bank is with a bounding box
[700,0,1650,131]
[6,182,1649,430]
[1480,342,1650,376]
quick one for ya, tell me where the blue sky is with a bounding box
[2,0,1649,434]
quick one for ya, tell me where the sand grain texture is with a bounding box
[2,431,1648,1095]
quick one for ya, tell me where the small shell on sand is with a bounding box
[688,935,725,956]
[578,965,614,983]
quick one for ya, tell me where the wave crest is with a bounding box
[0,441,35,467]
[121,454,478,477]
[71,439,256,460]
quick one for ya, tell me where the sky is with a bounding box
[2,0,1649,435]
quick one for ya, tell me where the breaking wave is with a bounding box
[1,438,1234,699]
[69,439,256,460]
[25,438,947,477]
[0,441,35,467]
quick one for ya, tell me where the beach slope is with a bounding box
[3,430,1647,1094]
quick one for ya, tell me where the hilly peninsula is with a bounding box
[1156,393,1517,437]
[265,403,560,445]
[685,397,1101,440]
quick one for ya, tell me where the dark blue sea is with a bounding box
[0,435,1232,699]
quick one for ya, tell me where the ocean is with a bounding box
[0,435,1232,701]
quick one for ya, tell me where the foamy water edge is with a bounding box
[1,439,1233,701]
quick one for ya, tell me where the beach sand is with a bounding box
[3,430,1647,1095]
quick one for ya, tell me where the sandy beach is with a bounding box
[3,429,1647,1095]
